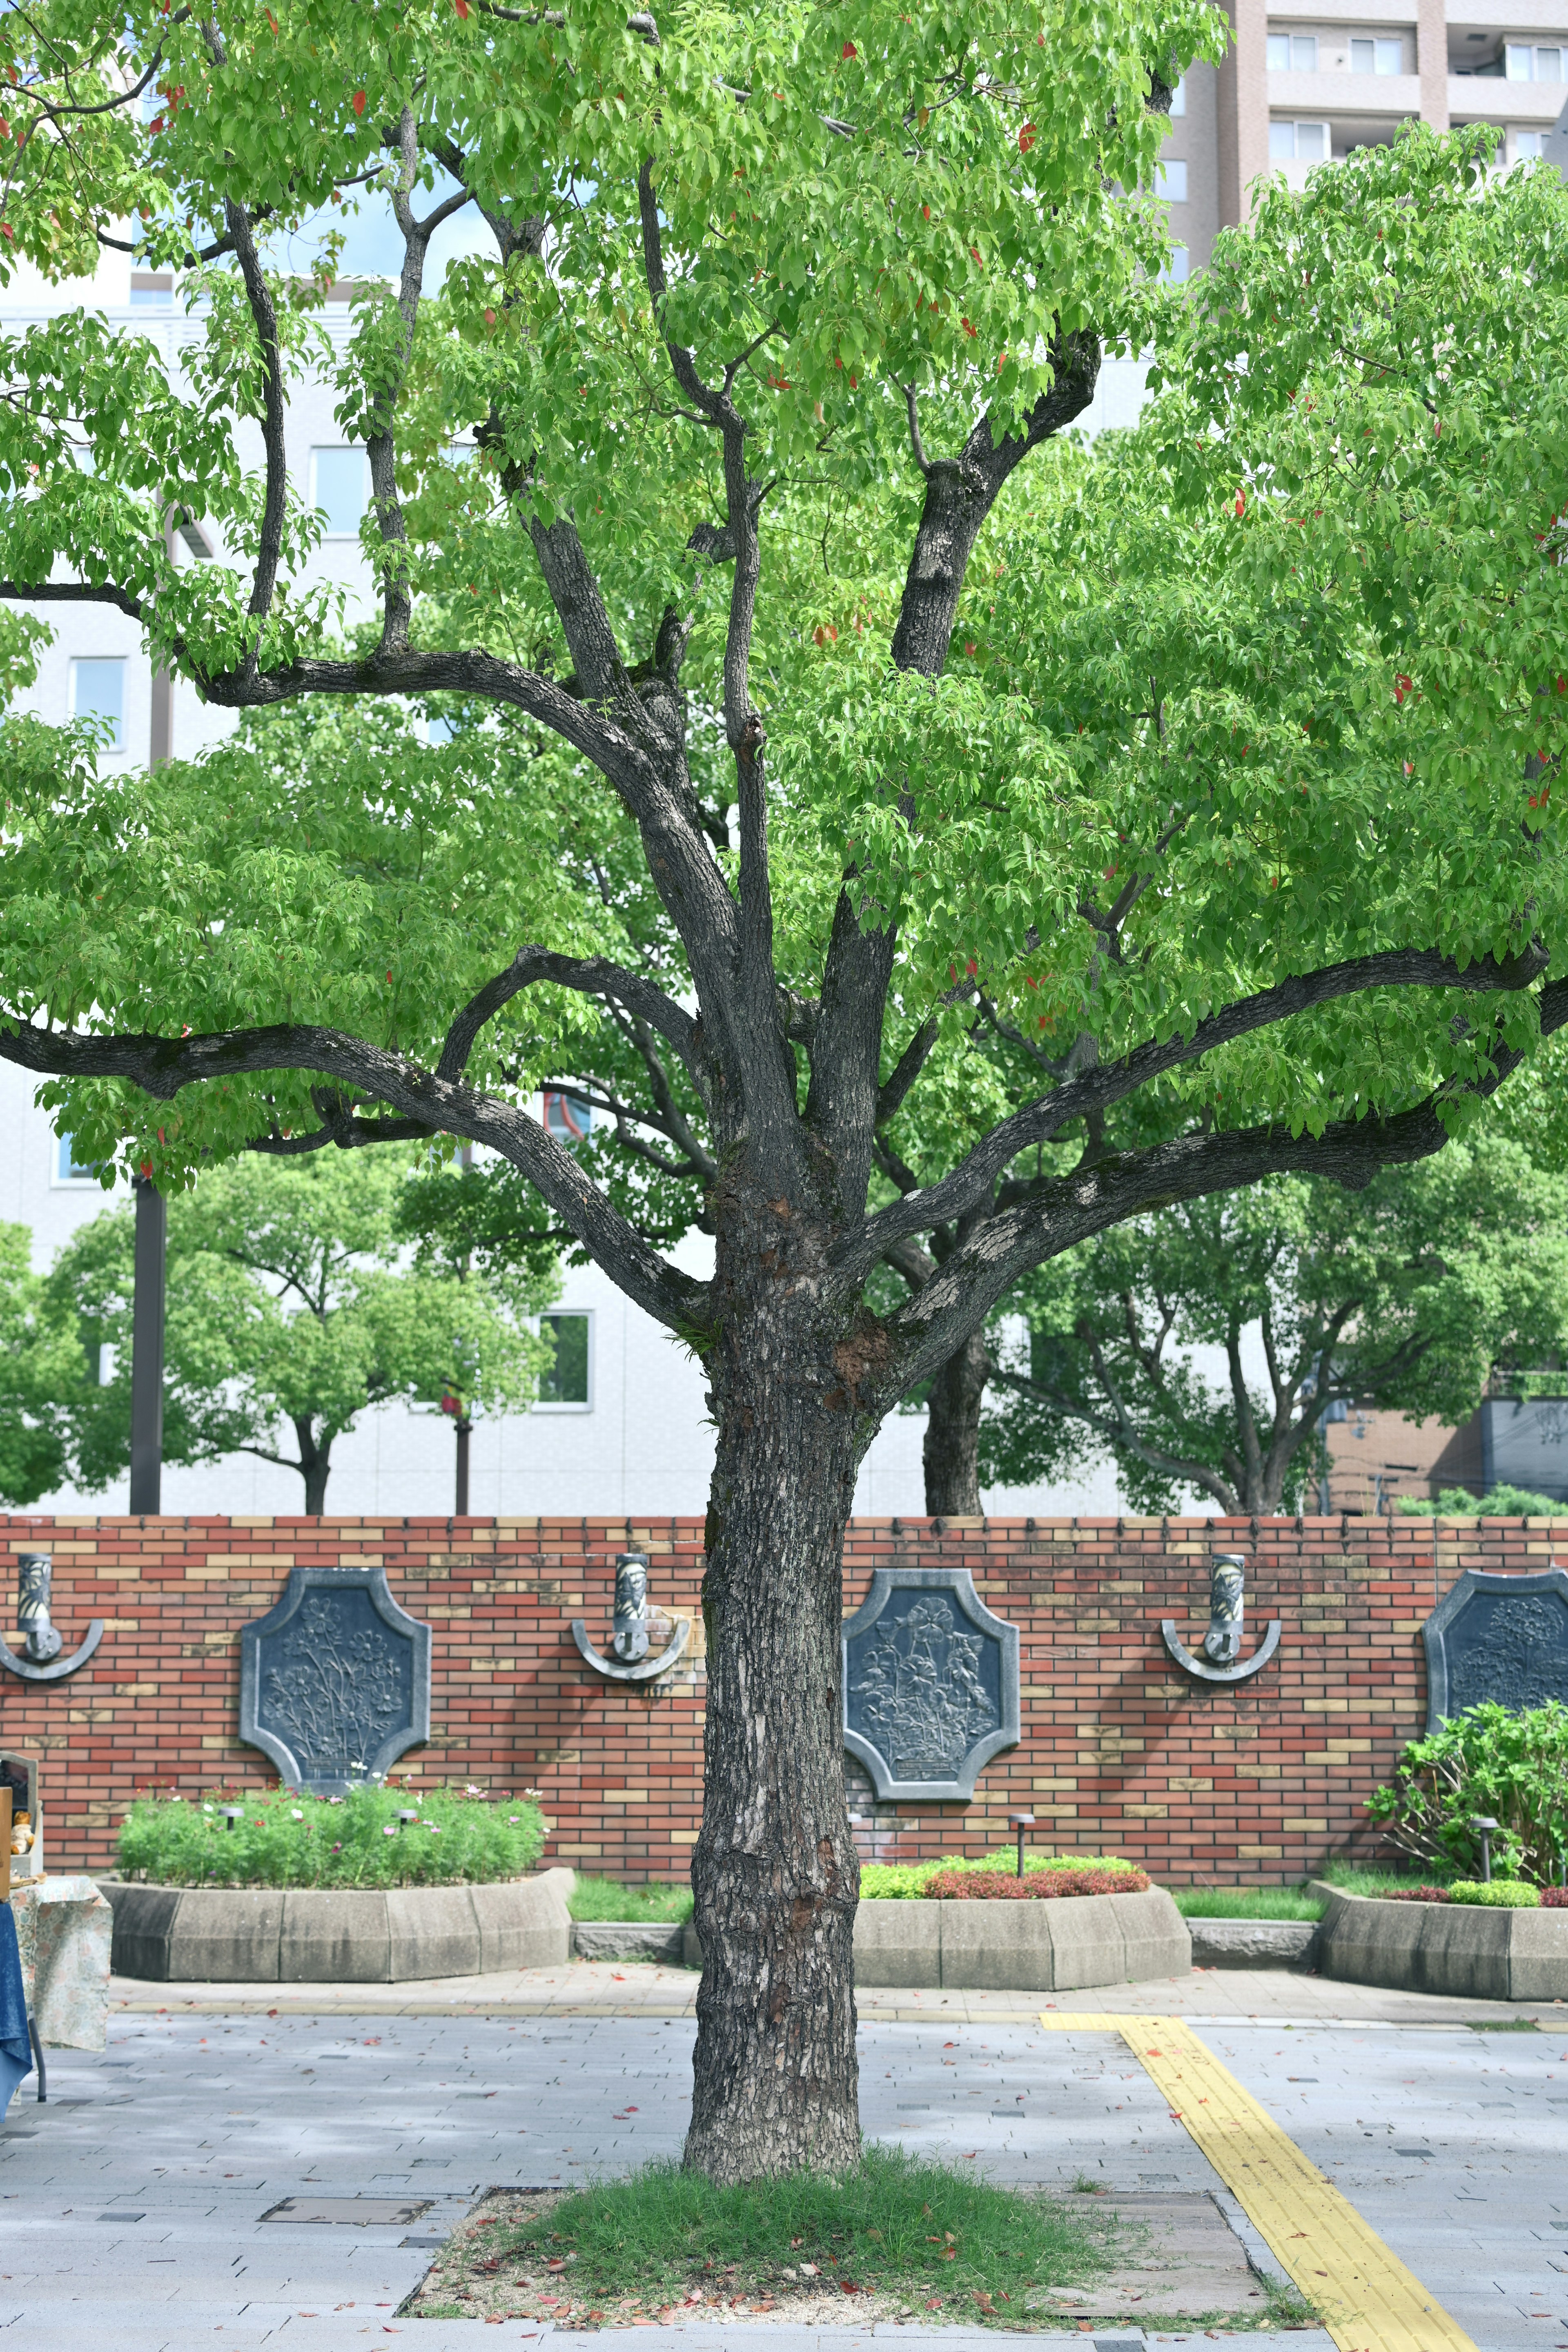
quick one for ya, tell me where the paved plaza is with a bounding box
[0,1967,1563,2350]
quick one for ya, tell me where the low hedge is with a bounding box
[922,1866,1151,1900]
[1385,1880,1562,1909]
[118,1783,549,1888]
[860,1852,1145,1900]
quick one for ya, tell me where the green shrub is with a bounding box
[1448,1879,1540,1908]
[1365,1700,1568,1884]
[1397,1484,1568,1518]
[860,1852,1142,1900]
[117,1783,548,1888]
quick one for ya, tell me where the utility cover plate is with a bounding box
[261,2196,432,2227]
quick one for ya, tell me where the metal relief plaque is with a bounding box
[1421,1567,1568,1733]
[239,1567,432,1794]
[842,1567,1019,1800]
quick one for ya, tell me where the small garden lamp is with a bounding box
[221,1805,244,1834]
[1008,1811,1036,1881]
[1469,1815,1499,1883]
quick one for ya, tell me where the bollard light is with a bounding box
[1469,1815,1499,1883]
[396,1809,420,1834]
[1008,1811,1036,1882]
[221,1805,244,1834]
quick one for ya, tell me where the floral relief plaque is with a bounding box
[1421,1566,1568,1734]
[842,1567,1020,1800]
[238,1567,432,1794]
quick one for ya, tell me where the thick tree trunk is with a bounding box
[683,1193,866,2183]
[921,1332,990,1516]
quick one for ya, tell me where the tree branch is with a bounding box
[0,1016,706,1337]
[438,944,701,1087]
[841,944,1554,1274]
[878,973,1568,1405]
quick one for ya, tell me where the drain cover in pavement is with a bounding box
[1395,2147,1435,2158]
[261,2196,433,2227]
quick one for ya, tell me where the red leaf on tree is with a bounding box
[352,88,367,115]
[1019,123,1036,151]
[842,40,857,58]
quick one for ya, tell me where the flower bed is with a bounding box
[117,1784,547,1889]
[921,1866,1150,1900]
[860,1853,1145,1899]
[1387,1880,1561,1909]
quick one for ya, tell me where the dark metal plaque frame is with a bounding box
[841,1566,1020,1801]
[1421,1565,1568,1734]
[239,1566,432,1794]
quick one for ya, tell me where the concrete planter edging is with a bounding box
[683,1886,1190,1989]
[101,1867,574,1983]
[1311,1879,1568,2001]
[1188,1916,1319,1970]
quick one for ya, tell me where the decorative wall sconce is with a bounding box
[0,1554,103,1683]
[572,1552,691,1684]
[1161,1553,1281,1686]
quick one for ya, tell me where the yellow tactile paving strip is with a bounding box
[1040,2013,1476,2352]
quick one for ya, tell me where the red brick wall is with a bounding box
[1,1511,1560,1887]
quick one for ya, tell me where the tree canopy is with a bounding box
[0,0,1566,2182]
[48,1152,551,1510]
[980,1136,1568,1517]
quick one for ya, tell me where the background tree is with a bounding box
[979,1136,1568,1515]
[49,1154,551,1512]
[0,1224,80,1506]
[0,0,1565,2182]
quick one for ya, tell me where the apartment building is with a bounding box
[1162,0,1568,278]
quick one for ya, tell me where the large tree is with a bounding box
[0,2,1565,2181]
[979,1138,1568,1516]
[48,1152,548,1511]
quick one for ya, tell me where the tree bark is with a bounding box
[922,1332,991,1516]
[297,1418,331,1515]
[683,1184,866,2183]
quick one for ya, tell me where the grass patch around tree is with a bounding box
[566,1875,694,1924]
[409,2148,1126,2328]
[1169,1886,1325,1921]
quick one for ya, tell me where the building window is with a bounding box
[1350,36,1404,74]
[1268,33,1318,70]
[55,1136,100,1185]
[1169,75,1185,116]
[1508,42,1561,80]
[1156,159,1188,201]
[310,446,369,537]
[1161,245,1190,283]
[536,1310,591,1408]
[1270,119,1330,161]
[543,1090,594,1145]
[129,272,174,307]
[1514,127,1546,160]
[70,656,125,751]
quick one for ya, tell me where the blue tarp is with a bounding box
[0,1905,33,2097]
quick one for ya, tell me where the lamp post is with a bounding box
[1470,1815,1499,1883]
[1008,1811,1036,1881]
[439,1386,471,1516]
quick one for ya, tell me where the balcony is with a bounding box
[1449,70,1568,116]
[1269,67,1423,115]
